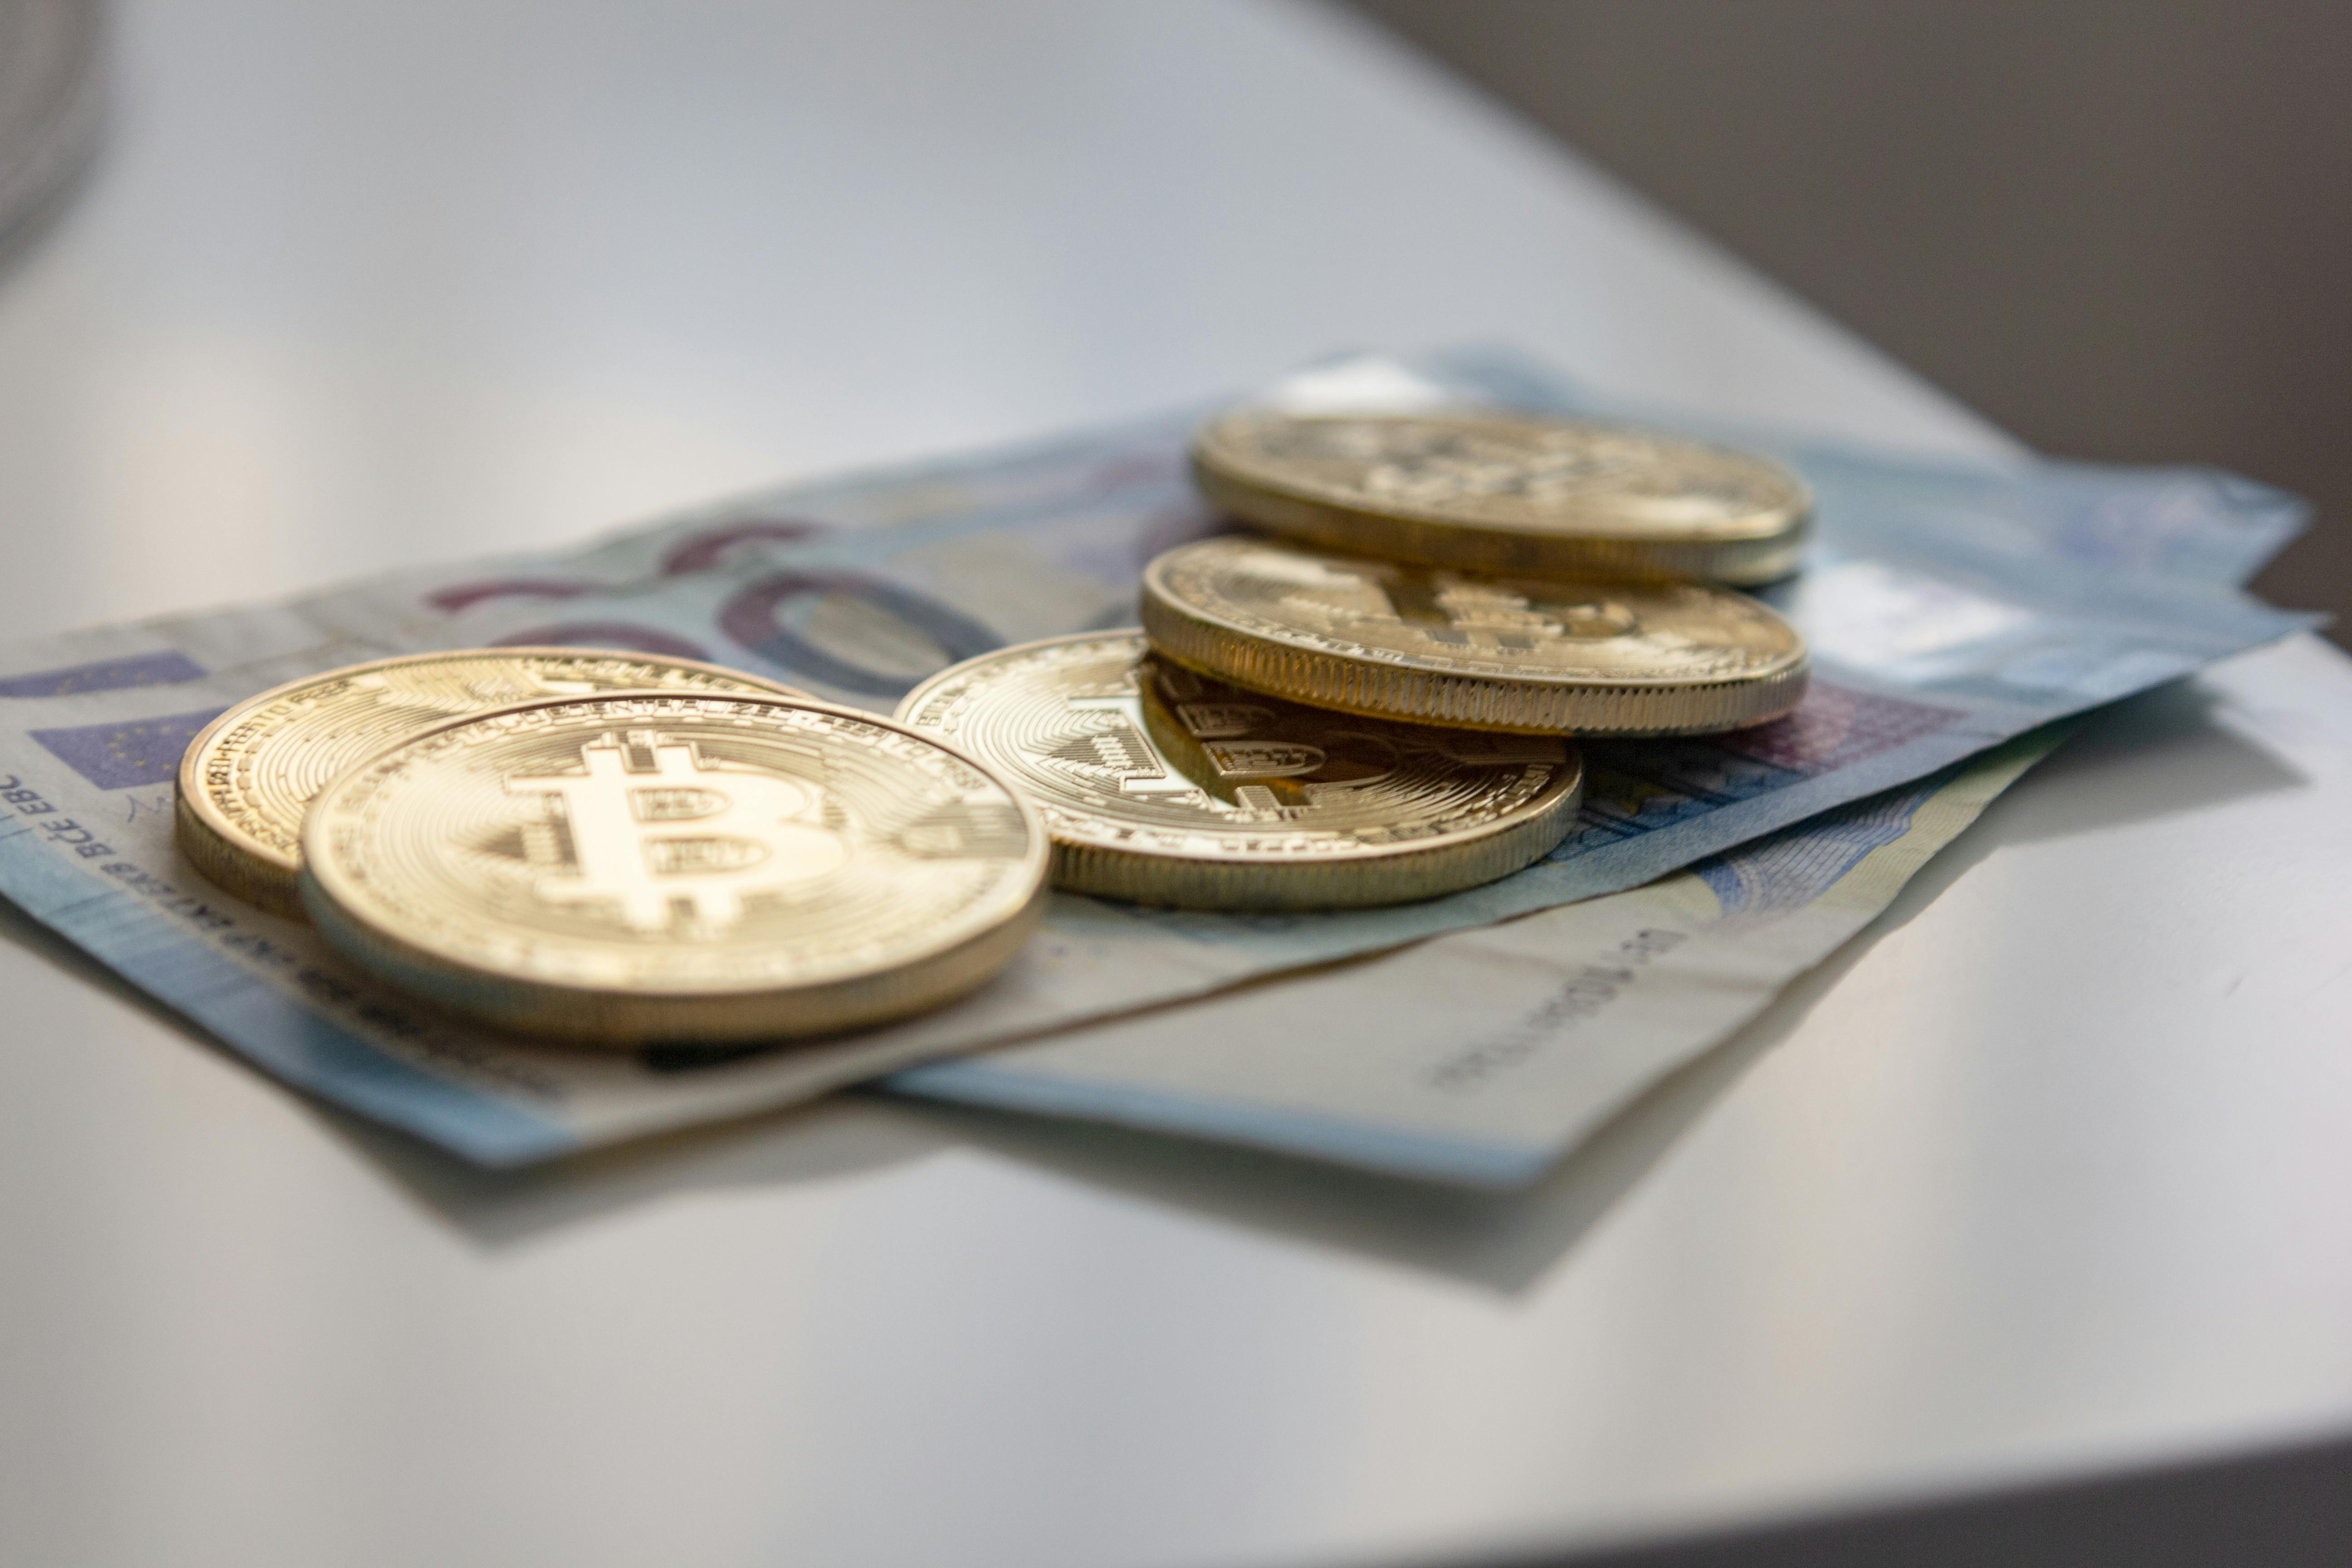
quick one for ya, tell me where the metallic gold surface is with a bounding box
[1192,411,1811,583]
[897,632,1584,910]
[299,692,1048,1047]
[176,649,804,917]
[1141,537,1808,736]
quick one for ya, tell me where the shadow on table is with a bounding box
[1747,672,2309,974]
[338,1094,956,1247]
[1476,1426,2352,1568]
[733,669,2314,1294]
[877,799,1934,1297]
[1985,675,2307,845]
[0,890,956,1244]
[347,778,1960,1287]
[332,917,1825,1282]
[0,665,2312,1287]
[209,666,2319,1283]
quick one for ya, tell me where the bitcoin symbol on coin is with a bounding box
[298,694,1047,1046]
[893,632,1584,910]
[505,733,847,932]
[1058,684,1370,813]
[1060,691,1205,797]
[1363,577,1641,652]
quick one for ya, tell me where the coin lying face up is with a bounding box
[176,648,805,917]
[1141,536,1808,736]
[1192,410,1812,585]
[898,632,1584,911]
[299,691,1049,1047]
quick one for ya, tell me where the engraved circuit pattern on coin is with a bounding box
[1192,411,1813,583]
[176,649,805,917]
[299,692,1048,1047]
[1140,536,1809,736]
[897,632,1584,909]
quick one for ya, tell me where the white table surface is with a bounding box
[3,3,2348,1564]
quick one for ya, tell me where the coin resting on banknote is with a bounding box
[298,691,1048,1047]
[897,631,1585,910]
[176,648,805,918]
[1191,410,1812,584]
[1139,535,1810,735]
[34,347,2292,1161]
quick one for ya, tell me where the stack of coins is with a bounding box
[898,407,1811,914]
[167,406,1808,1051]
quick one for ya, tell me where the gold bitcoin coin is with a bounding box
[299,692,1048,1047]
[1192,410,1811,584]
[176,648,805,918]
[897,632,1583,910]
[1141,536,1808,736]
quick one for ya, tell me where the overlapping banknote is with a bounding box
[0,348,2310,1176]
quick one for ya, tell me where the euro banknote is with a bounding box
[873,354,2304,1186]
[887,727,2063,1185]
[0,349,2312,1163]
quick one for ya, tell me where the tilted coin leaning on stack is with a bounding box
[1137,534,1808,736]
[892,406,1812,917]
[1160,409,1811,733]
[163,403,1814,1051]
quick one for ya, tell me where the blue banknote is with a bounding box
[885,728,2066,1184]
[0,349,2315,1163]
[882,359,2311,1179]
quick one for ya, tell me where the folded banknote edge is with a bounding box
[0,835,574,1164]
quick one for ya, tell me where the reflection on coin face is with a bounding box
[1141,536,1809,735]
[1192,411,1811,582]
[897,632,1584,910]
[176,648,804,916]
[299,693,1048,1047]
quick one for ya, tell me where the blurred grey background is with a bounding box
[1350,0,2351,642]
[0,0,103,268]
